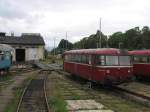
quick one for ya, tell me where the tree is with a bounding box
[73,30,107,49]
[108,32,124,48]
[141,26,150,49]
[123,27,142,50]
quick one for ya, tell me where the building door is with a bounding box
[16,49,25,62]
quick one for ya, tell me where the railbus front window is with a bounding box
[95,55,105,65]
[106,56,119,66]
[119,56,131,66]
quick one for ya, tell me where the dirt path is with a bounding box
[0,70,39,112]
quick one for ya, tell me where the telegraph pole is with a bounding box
[66,32,67,50]
[99,18,102,48]
[54,37,56,56]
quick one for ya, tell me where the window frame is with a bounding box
[95,55,131,66]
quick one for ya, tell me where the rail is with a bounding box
[16,71,50,112]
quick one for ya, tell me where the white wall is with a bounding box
[11,45,44,62]
[26,46,44,61]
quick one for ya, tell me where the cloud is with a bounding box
[0,0,150,47]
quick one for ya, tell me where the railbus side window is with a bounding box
[73,55,76,62]
[81,55,86,64]
[69,55,71,61]
[88,55,92,65]
[73,55,77,62]
[70,55,73,62]
[85,55,88,64]
[135,56,148,63]
[133,56,139,63]
[76,55,81,63]
[141,56,147,63]
[148,57,150,63]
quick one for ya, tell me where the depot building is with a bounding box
[0,32,45,62]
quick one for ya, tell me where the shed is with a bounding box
[0,33,45,62]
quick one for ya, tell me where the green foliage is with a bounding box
[0,73,12,82]
[51,39,73,54]
[4,89,23,112]
[108,32,124,48]
[49,97,67,112]
[58,39,73,50]
[108,26,150,50]
[51,26,150,53]
[73,30,107,49]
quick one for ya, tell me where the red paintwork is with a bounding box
[133,64,150,77]
[64,62,132,84]
[129,50,150,55]
[64,48,133,84]
[129,50,150,77]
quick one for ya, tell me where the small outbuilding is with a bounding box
[0,32,45,62]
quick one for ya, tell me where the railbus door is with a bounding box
[87,55,93,81]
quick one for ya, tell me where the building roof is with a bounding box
[64,48,129,55]
[0,34,45,45]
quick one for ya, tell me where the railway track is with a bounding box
[49,70,150,112]
[114,82,150,107]
[16,71,50,112]
[36,62,150,107]
[49,65,150,107]
[64,71,150,106]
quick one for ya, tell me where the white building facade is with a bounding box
[0,33,45,62]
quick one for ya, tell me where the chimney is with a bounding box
[0,32,6,37]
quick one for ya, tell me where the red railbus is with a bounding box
[63,48,133,84]
[129,50,150,78]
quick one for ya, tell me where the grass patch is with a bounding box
[0,73,12,82]
[49,97,67,112]
[41,58,52,64]
[4,87,23,112]
[4,73,36,112]
[70,93,81,100]
[48,78,67,112]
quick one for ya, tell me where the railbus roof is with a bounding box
[129,50,150,56]
[64,48,129,55]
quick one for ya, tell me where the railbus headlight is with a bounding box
[128,70,130,73]
[106,70,110,74]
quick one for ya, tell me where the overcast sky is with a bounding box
[0,0,150,48]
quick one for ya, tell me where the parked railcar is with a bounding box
[0,44,13,74]
[63,48,133,85]
[129,50,150,78]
